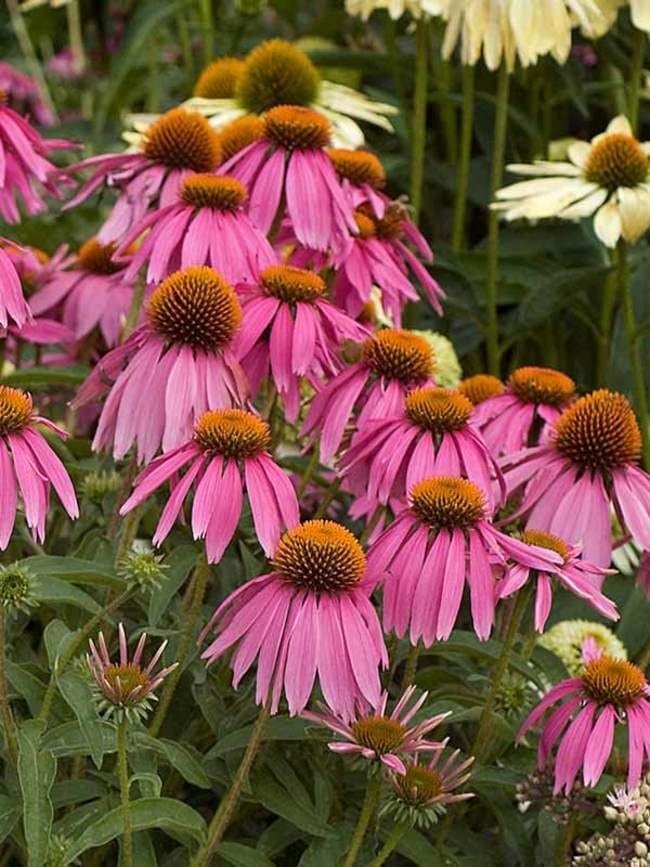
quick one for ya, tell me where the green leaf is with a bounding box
[134,732,210,788]
[23,555,121,589]
[43,720,116,758]
[43,620,75,670]
[6,662,46,716]
[0,795,20,845]
[63,797,206,862]
[207,716,308,758]
[427,631,544,688]
[56,672,105,769]
[31,574,102,614]
[217,842,275,867]
[0,366,89,389]
[129,772,162,799]
[147,544,197,626]
[18,719,56,867]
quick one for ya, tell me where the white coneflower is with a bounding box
[345,0,442,18]
[128,41,397,151]
[493,115,650,247]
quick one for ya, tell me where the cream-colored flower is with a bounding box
[436,0,621,71]
[493,115,650,247]
[538,620,627,676]
[345,0,442,19]
[510,0,620,65]
[629,0,650,31]
[411,331,462,386]
[130,41,397,151]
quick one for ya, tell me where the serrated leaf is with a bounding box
[62,797,206,862]
[18,719,56,867]
[56,672,105,769]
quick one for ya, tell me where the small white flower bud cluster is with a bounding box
[573,777,650,866]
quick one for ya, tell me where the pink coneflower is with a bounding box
[0,97,72,223]
[473,366,576,455]
[386,751,474,827]
[328,148,388,218]
[0,62,54,126]
[0,244,31,330]
[498,529,618,632]
[340,386,504,513]
[301,329,436,462]
[87,623,178,722]
[502,389,650,567]
[287,202,444,326]
[237,264,369,421]
[200,520,388,719]
[120,408,299,563]
[29,237,138,347]
[458,374,505,407]
[302,686,449,774]
[73,266,248,462]
[117,174,276,286]
[518,642,650,793]
[331,204,444,325]
[0,386,78,547]
[62,108,222,243]
[220,105,357,252]
[368,476,562,643]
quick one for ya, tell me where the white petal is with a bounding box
[606,115,633,136]
[504,161,582,177]
[631,0,650,32]
[568,141,592,169]
[558,186,608,219]
[594,198,623,248]
[495,176,592,201]
[618,186,650,242]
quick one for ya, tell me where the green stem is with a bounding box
[199,0,214,66]
[106,455,139,542]
[343,774,382,867]
[410,18,429,220]
[485,63,511,376]
[429,23,457,163]
[148,556,211,738]
[113,506,144,570]
[190,704,271,867]
[5,0,58,122]
[177,12,194,89]
[401,643,420,689]
[297,445,320,498]
[451,64,475,252]
[365,821,409,867]
[117,719,133,867]
[472,587,530,763]
[618,240,650,468]
[597,266,618,386]
[123,279,145,340]
[359,506,384,547]
[384,18,408,125]
[313,476,342,520]
[38,588,134,723]
[0,613,17,766]
[555,814,576,866]
[65,0,86,76]
[628,28,646,133]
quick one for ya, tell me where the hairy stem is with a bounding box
[190,704,271,866]
[451,64,475,252]
[472,587,530,763]
[365,820,409,867]
[410,18,429,220]
[148,556,211,738]
[618,240,650,468]
[485,63,510,376]
[0,613,17,766]
[343,773,382,867]
[117,719,133,867]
